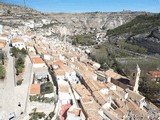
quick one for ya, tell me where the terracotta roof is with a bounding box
[46,60,53,66]
[72,83,91,97]
[148,70,160,78]
[92,91,106,105]
[59,84,69,93]
[12,38,23,43]
[68,106,81,116]
[126,89,144,101]
[53,60,65,69]
[30,84,40,95]
[1,34,8,37]
[54,69,65,76]
[81,97,92,103]
[60,104,72,120]
[105,69,126,80]
[0,40,6,49]
[32,57,45,64]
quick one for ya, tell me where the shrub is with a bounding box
[0,64,5,79]
[17,80,23,85]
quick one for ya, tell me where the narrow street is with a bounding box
[15,56,33,120]
[0,44,33,120]
[0,43,16,119]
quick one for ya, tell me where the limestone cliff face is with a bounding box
[0,2,146,36]
[46,12,145,36]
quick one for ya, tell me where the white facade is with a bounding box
[93,62,101,69]
[12,42,26,50]
[0,25,3,34]
[58,54,65,60]
[43,54,51,60]
[23,36,31,42]
[56,75,65,81]
[133,64,141,93]
[27,46,35,52]
[33,63,46,68]
[59,92,71,105]
[65,71,80,83]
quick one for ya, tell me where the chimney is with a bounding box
[133,64,141,93]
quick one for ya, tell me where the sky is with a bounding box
[1,0,160,13]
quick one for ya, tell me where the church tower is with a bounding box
[133,64,141,93]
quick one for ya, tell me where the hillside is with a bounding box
[0,2,147,36]
[107,13,160,36]
[106,13,160,54]
[46,12,146,35]
[0,2,39,14]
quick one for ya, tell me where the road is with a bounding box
[15,56,33,120]
[0,44,33,120]
[0,43,16,120]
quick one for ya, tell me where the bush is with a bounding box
[30,95,54,103]
[71,34,96,46]
[15,57,25,74]
[29,108,46,120]
[118,40,148,54]
[10,47,27,58]
[0,64,5,79]
[17,80,23,85]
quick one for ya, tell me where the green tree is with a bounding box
[0,64,6,79]
[7,10,11,14]
[15,57,25,74]
[0,51,6,65]
[10,47,18,57]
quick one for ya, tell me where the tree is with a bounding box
[15,57,25,74]
[10,47,18,57]
[21,48,27,55]
[16,57,24,65]
[0,51,6,65]
[0,64,6,79]
[10,47,27,58]
[7,10,11,14]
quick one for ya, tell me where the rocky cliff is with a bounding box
[0,2,146,36]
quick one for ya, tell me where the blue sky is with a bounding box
[1,0,160,12]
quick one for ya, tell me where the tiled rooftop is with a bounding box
[31,57,45,64]
[30,84,40,95]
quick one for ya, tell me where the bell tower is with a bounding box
[133,64,141,93]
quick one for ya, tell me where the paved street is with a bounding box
[0,44,33,120]
[0,43,16,120]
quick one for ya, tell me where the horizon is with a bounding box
[1,0,160,13]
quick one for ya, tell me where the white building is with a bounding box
[0,25,3,34]
[58,81,72,105]
[11,38,26,49]
[31,57,47,68]
[42,52,51,60]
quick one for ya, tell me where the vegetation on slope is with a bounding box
[89,44,126,75]
[117,40,148,54]
[0,64,6,79]
[107,13,160,36]
[71,34,96,46]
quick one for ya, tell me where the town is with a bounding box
[0,18,159,120]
